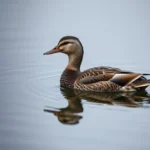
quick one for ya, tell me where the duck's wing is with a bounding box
[78,66,139,85]
[74,66,150,92]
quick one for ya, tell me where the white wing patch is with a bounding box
[110,73,142,86]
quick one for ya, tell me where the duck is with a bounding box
[44,36,150,92]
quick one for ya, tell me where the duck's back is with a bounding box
[73,66,150,92]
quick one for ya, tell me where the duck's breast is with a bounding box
[60,69,79,88]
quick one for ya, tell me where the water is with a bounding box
[1,35,150,150]
[1,1,150,150]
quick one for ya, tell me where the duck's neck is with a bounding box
[66,52,83,71]
[60,52,83,88]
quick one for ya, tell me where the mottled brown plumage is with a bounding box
[44,36,150,92]
[60,69,80,88]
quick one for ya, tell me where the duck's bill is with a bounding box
[43,47,61,55]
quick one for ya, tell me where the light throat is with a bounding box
[67,49,83,71]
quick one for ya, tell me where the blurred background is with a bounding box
[1,0,150,70]
[0,0,150,150]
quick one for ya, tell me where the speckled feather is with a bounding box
[60,66,150,92]
[60,69,79,88]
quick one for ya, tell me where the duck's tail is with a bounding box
[132,79,150,90]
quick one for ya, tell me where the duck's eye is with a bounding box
[59,41,74,47]
[59,42,70,47]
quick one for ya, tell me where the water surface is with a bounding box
[1,32,150,150]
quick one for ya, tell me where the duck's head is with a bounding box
[44,36,83,55]
[44,36,84,70]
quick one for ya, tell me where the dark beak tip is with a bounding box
[43,52,49,55]
[43,47,60,56]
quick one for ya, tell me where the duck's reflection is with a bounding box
[44,87,150,125]
[44,88,83,125]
